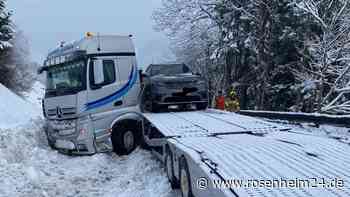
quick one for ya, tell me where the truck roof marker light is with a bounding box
[86,32,94,38]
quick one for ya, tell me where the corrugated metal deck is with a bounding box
[176,133,350,197]
[142,110,350,197]
[143,110,287,137]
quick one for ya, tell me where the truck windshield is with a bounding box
[46,61,86,96]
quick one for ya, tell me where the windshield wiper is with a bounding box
[45,87,82,97]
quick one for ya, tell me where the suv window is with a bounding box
[148,64,191,76]
[90,59,116,89]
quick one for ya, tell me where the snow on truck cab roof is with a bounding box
[40,34,135,70]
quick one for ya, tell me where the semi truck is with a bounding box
[39,33,143,155]
[39,34,350,197]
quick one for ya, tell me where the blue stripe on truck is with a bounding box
[84,65,138,111]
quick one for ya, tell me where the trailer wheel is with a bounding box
[112,122,140,155]
[165,148,180,189]
[179,157,194,197]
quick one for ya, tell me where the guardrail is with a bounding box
[238,110,350,126]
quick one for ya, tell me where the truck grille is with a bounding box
[47,107,76,118]
[164,96,201,103]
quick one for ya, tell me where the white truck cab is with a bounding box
[39,34,143,155]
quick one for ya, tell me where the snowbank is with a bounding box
[23,81,45,110]
[0,83,40,129]
[0,120,174,197]
[0,82,174,197]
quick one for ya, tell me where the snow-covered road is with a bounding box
[0,119,176,197]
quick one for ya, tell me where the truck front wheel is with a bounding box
[111,122,140,155]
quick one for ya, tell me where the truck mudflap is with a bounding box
[175,132,350,197]
[94,129,113,153]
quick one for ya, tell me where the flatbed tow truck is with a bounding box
[141,109,350,197]
[39,34,350,197]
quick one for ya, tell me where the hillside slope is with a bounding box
[0,83,40,129]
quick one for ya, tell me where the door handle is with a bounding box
[114,100,123,107]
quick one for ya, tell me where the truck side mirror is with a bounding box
[37,66,48,74]
[93,59,105,85]
[141,72,149,78]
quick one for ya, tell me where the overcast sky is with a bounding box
[7,0,175,68]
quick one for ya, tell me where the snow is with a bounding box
[260,117,350,144]
[0,41,13,49]
[23,81,45,110]
[2,80,348,197]
[0,83,40,129]
[0,82,175,197]
[0,121,175,197]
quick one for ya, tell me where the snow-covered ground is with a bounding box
[0,83,40,129]
[0,83,175,197]
[23,81,45,110]
[263,118,350,144]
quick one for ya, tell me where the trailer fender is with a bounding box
[110,112,143,129]
[167,140,202,181]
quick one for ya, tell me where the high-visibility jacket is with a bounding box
[216,96,225,110]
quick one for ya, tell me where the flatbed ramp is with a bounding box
[143,110,286,137]
[142,110,350,197]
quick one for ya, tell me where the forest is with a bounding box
[0,0,38,97]
[153,0,350,114]
[1,0,350,114]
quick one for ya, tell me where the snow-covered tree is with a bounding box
[0,0,12,50]
[296,0,350,114]
[154,0,350,113]
[0,29,37,96]
[0,0,14,90]
[154,0,226,105]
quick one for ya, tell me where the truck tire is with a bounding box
[179,157,194,197]
[47,138,56,150]
[165,148,180,189]
[111,123,140,155]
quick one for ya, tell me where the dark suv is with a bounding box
[141,64,208,112]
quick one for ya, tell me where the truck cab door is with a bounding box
[116,56,140,107]
[86,57,124,152]
[86,57,123,113]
